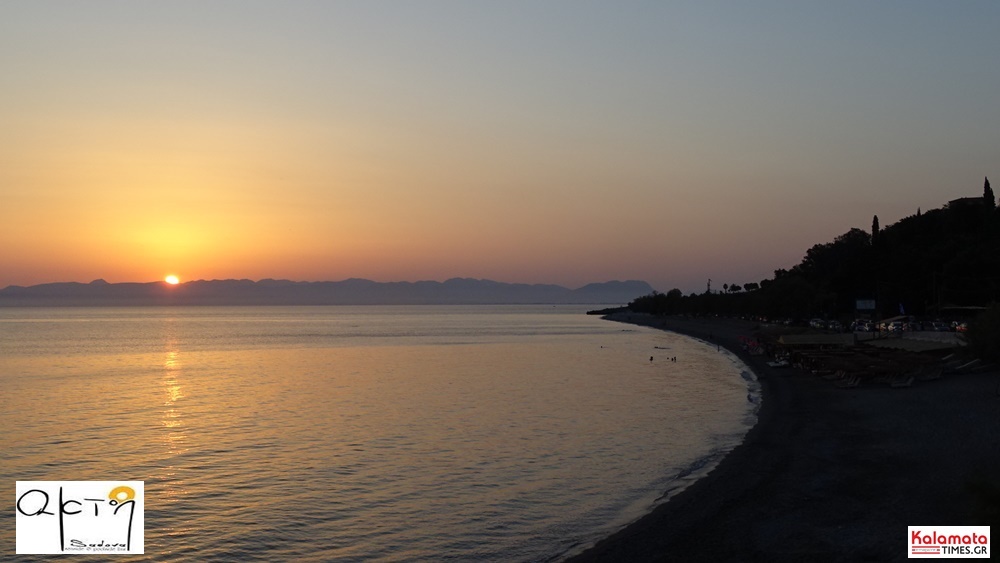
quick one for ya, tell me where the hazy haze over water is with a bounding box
[2,306,755,561]
[2,3,997,291]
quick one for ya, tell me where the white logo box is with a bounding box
[16,481,144,555]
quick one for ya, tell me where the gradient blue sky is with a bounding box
[2,1,998,293]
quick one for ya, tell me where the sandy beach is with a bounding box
[568,314,1000,562]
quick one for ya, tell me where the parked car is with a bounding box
[851,319,874,332]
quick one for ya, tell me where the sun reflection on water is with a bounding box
[164,352,184,407]
[159,331,188,512]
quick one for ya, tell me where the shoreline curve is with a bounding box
[565,313,1000,562]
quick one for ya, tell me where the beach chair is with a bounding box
[890,375,914,388]
[821,369,845,380]
[945,359,980,375]
[835,375,860,388]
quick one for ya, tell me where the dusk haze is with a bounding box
[2,1,997,291]
[4,2,998,562]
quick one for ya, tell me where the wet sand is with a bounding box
[567,314,1000,562]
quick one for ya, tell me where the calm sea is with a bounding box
[1,305,757,561]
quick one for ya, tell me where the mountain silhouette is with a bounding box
[0,278,654,307]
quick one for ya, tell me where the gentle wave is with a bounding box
[1,306,755,561]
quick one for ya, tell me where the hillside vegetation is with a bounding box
[633,178,999,323]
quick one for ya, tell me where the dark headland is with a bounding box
[567,313,999,562]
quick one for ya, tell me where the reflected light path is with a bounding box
[157,324,189,548]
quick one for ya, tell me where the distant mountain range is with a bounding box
[0,278,654,306]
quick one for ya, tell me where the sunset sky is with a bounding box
[2,1,998,293]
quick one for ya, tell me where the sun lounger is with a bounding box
[917,367,942,381]
[890,375,914,388]
[836,375,860,388]
[945,359,980,374]
[821,370,846,381]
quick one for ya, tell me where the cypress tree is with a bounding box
[985,177,995,209]
[872,215,880,245]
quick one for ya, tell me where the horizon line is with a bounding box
[2,276,654,291]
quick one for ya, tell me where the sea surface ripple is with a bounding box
[1,306,756,561]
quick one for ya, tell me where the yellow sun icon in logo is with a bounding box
[108,486,135,504]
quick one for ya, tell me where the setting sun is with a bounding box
[165,275,180,285]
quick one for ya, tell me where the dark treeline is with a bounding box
[632,178,1000,322]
